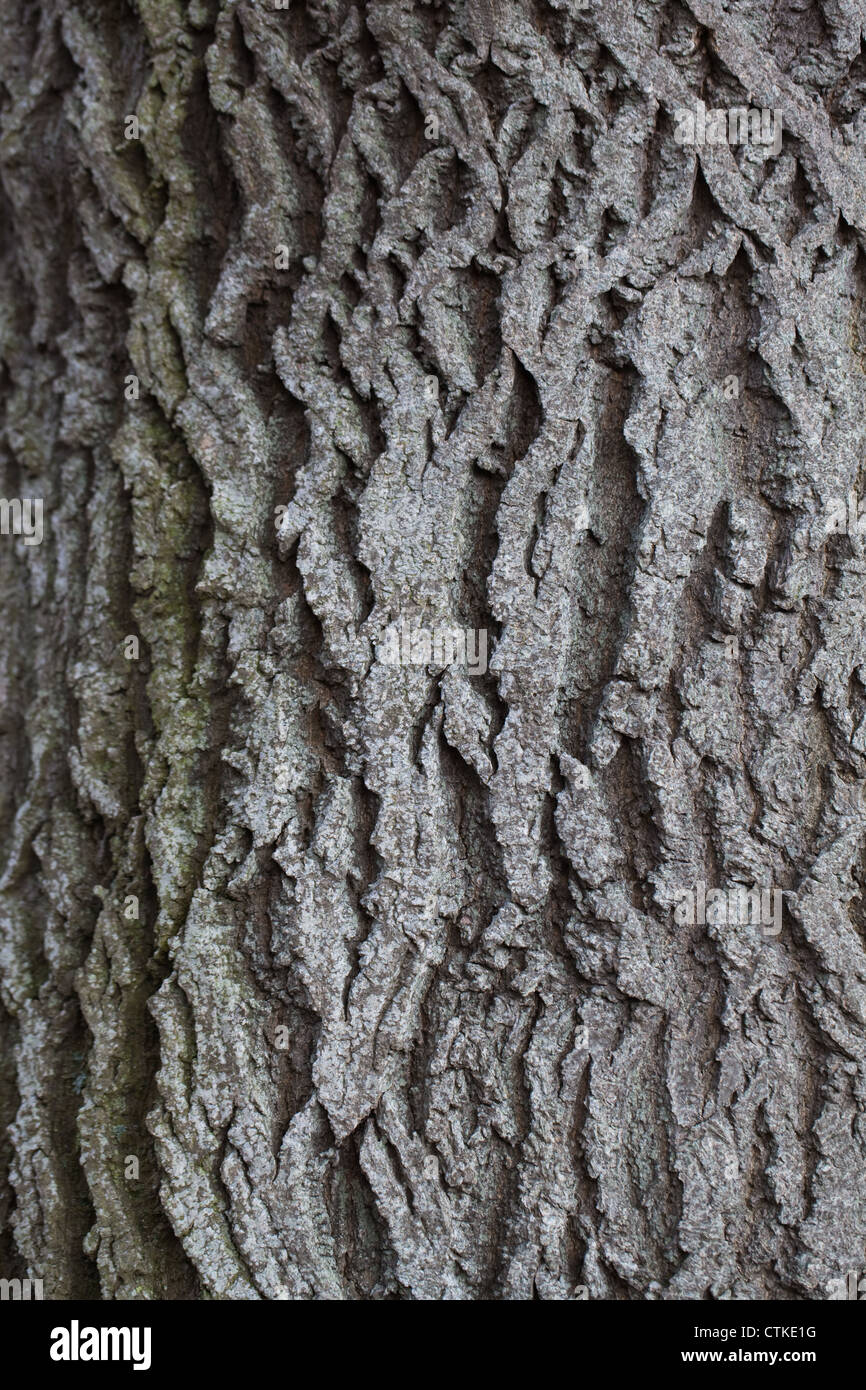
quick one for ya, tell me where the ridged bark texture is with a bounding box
[2,0,866,1301]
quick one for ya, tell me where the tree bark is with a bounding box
[2,0,866,1301]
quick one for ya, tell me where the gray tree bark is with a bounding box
[1,0,866,1302]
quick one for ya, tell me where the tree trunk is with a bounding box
[2,0,866,1302]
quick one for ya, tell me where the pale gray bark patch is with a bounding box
[1,0,866,1300]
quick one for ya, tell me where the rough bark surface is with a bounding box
[2,0,866,1302]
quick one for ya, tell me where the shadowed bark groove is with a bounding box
[1,0,866,1301]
